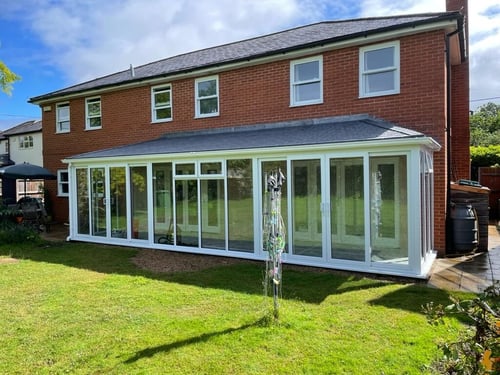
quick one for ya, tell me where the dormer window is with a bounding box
[359,41,400,98]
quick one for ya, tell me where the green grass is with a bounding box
[0,240,469,374]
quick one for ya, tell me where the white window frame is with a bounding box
[151,85,172,123]
[290,55,323,106]
[56,102,70,133]
[85,96,102,130]
[195,75,219,118]
[19,135,33,149]
[57,169,69,197]
[359,41,400,98]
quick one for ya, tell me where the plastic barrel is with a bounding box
[450,203,478,254]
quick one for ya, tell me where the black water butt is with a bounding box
[449,202,478,255]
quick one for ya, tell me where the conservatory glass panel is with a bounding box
[130,166,148,240]
[201,178,225,250]
[153,163,175,244]
[370,156,408,264]
[76,168,89,235]
[90,168,106,237]
[110,167,127,238]
[291,159,322,257]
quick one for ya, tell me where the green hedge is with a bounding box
[470,145,500,169]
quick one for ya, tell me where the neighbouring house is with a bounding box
[0,120,44,202]
[29,0,470,278]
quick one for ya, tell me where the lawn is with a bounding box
[0,240,468,374]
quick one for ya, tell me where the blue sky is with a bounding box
[1,0,499,131]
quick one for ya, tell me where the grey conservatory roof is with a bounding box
[31,12,462,103]
[66,115,437,161]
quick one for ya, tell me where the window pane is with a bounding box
[201,179,225,250]
[153,163,174,244]
[331,158,365,261]
[365,47,394,70]
[200,98,218,114]
[201,162,222,175]
[227,159,254,252]
[365,71,395,93]
[370,156,408,264]
[295,82,321,102]
[76,169,89,235]
[130,166,148,240]
[90,168,106,237]
[197,79,216,97]
[291,159,322,257]
[155,90,170,106]
[110,167,127,239]
[156,108,171,119]
[294,60,319,81]
[58,106,69,119]
[176,163,195,175]
[89,117,102,128]
[88,102,101,116]
[175,179,198,247]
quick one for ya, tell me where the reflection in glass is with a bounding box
[227,159,254,252]
[130,166,148,240]
[291,159,322,257]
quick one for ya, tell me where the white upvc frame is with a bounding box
[195,75,219,118]
[57,169,69,197]
[359,41,400,98]
[290,55,323,106]
[85,96,102,130]
[56,102,70,133]
[151,84,172,123]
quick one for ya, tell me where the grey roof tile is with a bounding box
[1,120,42,136]
[68,115,427,160]
[31,12,459,102]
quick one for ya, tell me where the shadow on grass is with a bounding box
[0,240,455,308]
[124,316,269,364]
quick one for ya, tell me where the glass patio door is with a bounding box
[90,167,106,237]
[370,156,408,263]
[110,167,127,238]
[330,158,365,261]
[291,159,322,257]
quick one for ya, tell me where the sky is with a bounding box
[1,0,499,131]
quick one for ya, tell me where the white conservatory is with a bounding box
[65,115,440,278]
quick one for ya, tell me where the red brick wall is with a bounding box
[42,29,461,253]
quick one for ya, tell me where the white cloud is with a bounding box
[4,0,499,108]
[25,0,309,83]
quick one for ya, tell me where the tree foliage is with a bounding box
[0,60,21,95]
[470,102,500,147]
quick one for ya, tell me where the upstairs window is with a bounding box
[56,102,70,133]
[290,56,323,106]
[151,85,172,122]
[85,97,102,129]
[195,76,219,118]
[19,135,33,149]
[359,41,400,98]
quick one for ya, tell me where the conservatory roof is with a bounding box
[66,115,438,161]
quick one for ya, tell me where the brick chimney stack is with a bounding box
[446,0,470,180]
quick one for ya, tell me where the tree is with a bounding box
[470,102,500,146]
[0,60,21,95]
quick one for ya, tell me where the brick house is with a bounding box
[29,0,469,278]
